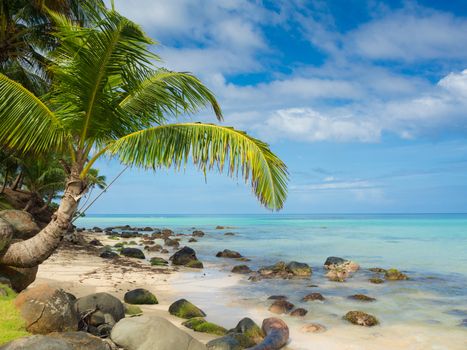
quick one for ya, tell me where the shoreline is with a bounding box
[34,229,467,350]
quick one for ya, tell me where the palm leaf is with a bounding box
[0,73,69,154]
[105,123,288,210]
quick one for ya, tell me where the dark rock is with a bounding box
[169,299,206,319]
[231,265,252,274]
[75,293,125,325]
[343,311,379,326]
[100,250,119,259]
[192,230,205,237]
[290,308,308,317]
[93,227,102,232]
[216,226,225,229]
[385,268,408,280]
[161,248,169,254]
[224,232,235,236]
[170,246,203,268]
[146,244,162,252]
[124,288,158,305]
[369,267,387,273]
[251,318,289,350]
[161,229,174,237]
[89,239,103,246]
[216,249,242,258]
[188,238,198,243]
[348,294,376,302]
[267,295,287,300]
[120,247,145,259]
[302,292,325,301]
[286,261,312,277]
[268,300,294,314]
[369,277,384,284]
[142,227,153,231]
[324,256,346,266]
[0,265,38,292]
[15,284,79,334]
[257,261,311,279]
[185,260,204,268]
[150,257,168,266]
[164,237,180,247]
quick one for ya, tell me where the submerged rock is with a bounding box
[348,294,376,302]
[231,265,252,274]
[216,249,243,258]
[164,237,180,247]
[369,267,387,273]
[301,323,327,333]
[302,292,325,301]
[290,308,308,317]
[369,277,384,284]
[124,289,158,305]
[169,299,206,319]
[268,300,294,314]
[385,268,408,280]
[287,261,312,277]
[343,311,379,327]
[192,230,205,237]
[267,295,287,300]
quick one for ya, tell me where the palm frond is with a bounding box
[105,123,288,210]
[0,73,69,154]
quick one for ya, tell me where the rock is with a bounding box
[124,289,158,305]
[93,227,103,232]
[110,315,206,350]
[75,293,125,325]
[182,317,227,336]
[120,247,145,259]
[224,232,235,236]
[231,265,252,274]
[188,238,198,243]
[142,227,153,232]
[247,318,289,350]
[169,299,206,319]
[170,247,203,268]
[192,230,205,237]
[216,226,225,229]
[324,256,346,267]
[216,249,242,258]
[385,268,408,280]
[0,210,40,239]
[302,292,325,301]
[286,261,312,277]
[49,331,111,350]
[0,265,38,292]
[100,250,119,259]
[301,323,327,333]
[290,308,308,317]
[146,244,162,252]
[326,268,350,282]
[0,335,73,350]
[15,284,79,334]
[369,267,387,273]
[161,248,169,254]
[89,239,103,246]
[348,294,376,302]
[161,229,174,238]
[324,257,360,281]
[185,260,204,268]
[343,311,379,326]
[369,277,384,284]
[206,335,242,350]
[124,304,142,315]
[267,295,287,300]
[268,300,294,314]
[0,217,13,252]
[150,257,168,266]
[228,318,264,343]
[164,238,180,247]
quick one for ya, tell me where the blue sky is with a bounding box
[90,0,467,214]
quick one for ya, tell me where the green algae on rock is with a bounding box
[182,317,227,336]
[169,299,206,319]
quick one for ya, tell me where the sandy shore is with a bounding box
[34,232,467,350]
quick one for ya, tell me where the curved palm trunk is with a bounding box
[0,164,85,268]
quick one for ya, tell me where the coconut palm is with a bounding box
[0,8,288,268]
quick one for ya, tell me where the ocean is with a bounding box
[76,213,467,349]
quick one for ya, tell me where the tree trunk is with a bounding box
[1,168,8,194]
[10,171,23,191]
[23,194,36,212]
[34,192,54,214]
[0,164,85,268]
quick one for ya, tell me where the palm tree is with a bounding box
[0,8,288,268]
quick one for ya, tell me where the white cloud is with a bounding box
[438,69,467,98]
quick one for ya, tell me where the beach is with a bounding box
[30,214,467,349]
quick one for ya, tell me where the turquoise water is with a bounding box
[77,214,467,331]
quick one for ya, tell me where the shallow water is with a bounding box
[77,214,467,349]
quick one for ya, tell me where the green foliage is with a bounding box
[0,284,30,345]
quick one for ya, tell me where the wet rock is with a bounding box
[257,261,311,279]
[302,292,325,301]
[216,226,225,229]
[369,267,387,273]
[231,265,252,274]
[142,227,153,232]
[182,317,227,336]
[164,237,180,247]
[188,238,198,243]
[385,268,408,280]
[343,311,379,326]
[301,323,327,333]
[75,293,125,326]
[290,308,308,317]
[15,284,79,334]
[111,315,206,350]
[192,230,205,237]
[93,227,102,232]
[0,210,40,239]
[267,295,287,300]
[169,299,206,319]
[324,256,360,280]
[216,249,242,258]
[170,247,203,268]
[100,250,119,259]
[161,248,169,254]
[286,261,312,277]
[161,229,174,237]
[268,299,294,314]
[348,294,376,302]
[150,257,168,266]
[369,277,384,284]
[89,239,103,246]
[124,288,158,305]
[224,232,235,236]
[249,318,289,350]
[224,317,264,347]
[120,247,145,259]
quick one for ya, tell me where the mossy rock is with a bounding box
[227,317,264,347]
[185,260,204,269]
[385,268,408,280]
[114,242,125,248]
[369,267,386,273]
[124,303,143,315]
[182,317,227,336]
[369,277,384,284]
[343,311,379,326]
[124,288,158,305]
[108,236,120,240]
[169,299,206,319]
[150,257,169,266]
[127,240,138,245]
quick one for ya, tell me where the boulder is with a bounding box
[231,265,252,274]
[142,227,153,232]
[89,239,103,246]
[182,317,227,336]
[246,318,289,350]
[348,294,376,302]
[268,300,294,314]
[161,229,174,237]
[286,261,312,277]
[302,292,325,302]
[0,217,13,251]
[0,210,40,239]
[0,265,38,292]
[15,284,79,334]
[290,308,308,317]
[192,230,205,237]
[120,248,145,259]
[257,261,311,279]
[206,335,242,350]
[385,268,408,280]
[150,257,168,266]
[343,311,379,326]
[0,335,73,350]
[75,292,125,325]
[301,323,327,333]
[169,299,206,319]
[324,256,346,267]
[170,247,203,268]
[110,315,206,350]
[100,250,119,259]
[228,317,264,346]
[164,238,180,247]
[146,244,162,252]
[124,289,158,305]
[49,331,111,350]
[124,304,143,315]
[216,249,242,258]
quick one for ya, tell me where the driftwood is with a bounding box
[246,317,289,350]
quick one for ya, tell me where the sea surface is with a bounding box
[77,213,467,349]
